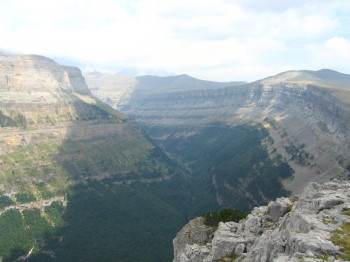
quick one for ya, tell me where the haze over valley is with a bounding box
[1,0,350,261]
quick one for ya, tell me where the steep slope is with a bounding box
[173,180,350,262]
[86,69,350,223]
[108,69,350,194]
[88,68,350,260]
[0,54,192,262]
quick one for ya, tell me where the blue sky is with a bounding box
[1,0,350,81]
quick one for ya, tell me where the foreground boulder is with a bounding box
[173,180,350,262]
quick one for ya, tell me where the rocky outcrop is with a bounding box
[173,217,215,262]
[173,180,350,262]
[62,65,91,95]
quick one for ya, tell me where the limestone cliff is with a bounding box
[112,70,350,194]
[0,54,103,122]
[173,180,350,262]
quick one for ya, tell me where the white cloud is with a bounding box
[0,0,349,81]
[306,37,350,72]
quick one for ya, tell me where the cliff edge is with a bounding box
[173,180,350,262]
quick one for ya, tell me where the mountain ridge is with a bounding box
[89,68,350,197]
[259,68,350,90]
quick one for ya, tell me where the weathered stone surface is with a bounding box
[267,197,292,222]
[173,217,214,262]
[173,180,350,262]
[0,54,93,121]
[62,65,91,95]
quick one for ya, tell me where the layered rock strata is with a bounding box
[118,73,350,193]
[0,54,93,121]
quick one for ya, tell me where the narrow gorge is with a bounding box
[0,53,349,262]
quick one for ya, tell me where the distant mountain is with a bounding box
[261,69,350,89]
[135,74,246,93]
[85,72,246,109]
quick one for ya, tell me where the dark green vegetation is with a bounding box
[15,192,36,203]
[284,142,314,166]
[156,124,293,212]
[0,110,27,128]
[203,208,248,228]
[342,207,350,216]
[23,177,193,262]
[45,180,191,262]
[73,101,117,121]
[0,202,63,262]
[0,98,193,261]
[0,195,14,209]
[0,105,293,262]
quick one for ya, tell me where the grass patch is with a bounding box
[218,252,239,262]
[331,222,350,260]
[316,254,330,261]
[342,208,350,216]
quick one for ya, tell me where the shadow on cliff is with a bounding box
[26,100,194,262]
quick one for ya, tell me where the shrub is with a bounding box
[203,208,247,228]
[0,195,14,209]
[15,192,36,203]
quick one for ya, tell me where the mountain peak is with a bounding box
[260,68,350,89]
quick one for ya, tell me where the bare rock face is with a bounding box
[0,54,93,121]
[0,54,70,92]
[62,65,91,95]
[173,180,350,262]
[173,217,215,262]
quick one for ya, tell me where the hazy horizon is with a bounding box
[1,0,350,82]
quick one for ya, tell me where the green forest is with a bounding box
[0,123,293,262]
[158,124,293,212]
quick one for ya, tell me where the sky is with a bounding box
[0,0,350,81]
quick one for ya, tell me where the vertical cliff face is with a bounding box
[0,54,83,121]
[173,180,350,262]
[0,54,71,92]
[62,65,91,95]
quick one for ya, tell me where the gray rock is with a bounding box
[267,197,292,222]
[173,180,350,262]
[173,217,214,262]
[234,243,245,256]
